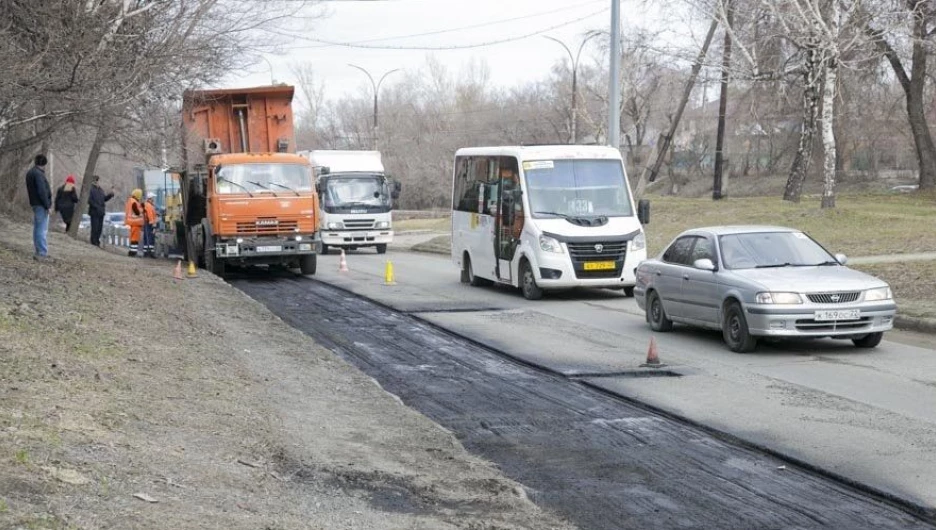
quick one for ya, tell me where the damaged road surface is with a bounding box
[233,276,934,530]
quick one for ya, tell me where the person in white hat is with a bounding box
[142,191,160,257]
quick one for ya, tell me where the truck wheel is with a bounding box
[300,254,317,275]
[376,244,387,254]
[204,244,226,277]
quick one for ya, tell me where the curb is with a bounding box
[894,315,936,334]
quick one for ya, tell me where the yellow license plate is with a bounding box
[583,261,616,271]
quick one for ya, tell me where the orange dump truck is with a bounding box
[179,85,320,276]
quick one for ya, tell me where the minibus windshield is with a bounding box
[523,159,633,219]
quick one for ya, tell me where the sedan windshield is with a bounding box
[523,159,633,218]
[215,163,313,194]
[719,232,836,270]
[322,175,390,213]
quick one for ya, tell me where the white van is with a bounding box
[451,145,649,300]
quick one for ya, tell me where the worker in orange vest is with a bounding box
[142,192,160,258]
[124,189,144,256]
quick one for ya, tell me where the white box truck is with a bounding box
[298,150,401,254]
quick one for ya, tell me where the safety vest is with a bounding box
[125,198,144,227]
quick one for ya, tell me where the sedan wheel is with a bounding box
[646,290,673,332]
[723,302,757,353]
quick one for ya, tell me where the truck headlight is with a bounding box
[538,234,564,254]
[631,232,646,251]
[756,292,803,304]
[376,221,390,229]
[864,287,892,301]
[327,222,342,230]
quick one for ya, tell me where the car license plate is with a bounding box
[256,245,282,253]
[583,260,616,271]
[814,309,860,321]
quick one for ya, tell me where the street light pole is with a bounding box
[607,0,621,149]
[545,31,601,144]
[348,64,400,149]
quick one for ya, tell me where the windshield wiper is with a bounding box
[810,260,840,266]
[534,211,569,219]
[269,181,300,196]
[217,176,253,197]
[247,180,278,197]
[755,262,798,268]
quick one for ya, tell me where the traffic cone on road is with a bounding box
[640,336,666,368]
[173,260,184,280]
[384,260,396,285]
[186,261,198,278]
[338,249,349,273]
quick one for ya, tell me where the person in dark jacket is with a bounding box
[87,175,114,247]
[25,154,52,260]
[54,174,79,232]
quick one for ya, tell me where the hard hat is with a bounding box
[146,192,156,200]
[131,188,143,199]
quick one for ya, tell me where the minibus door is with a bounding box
[495,168,522,282]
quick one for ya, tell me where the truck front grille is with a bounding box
[236,219,299,235]
[343,218,375,230]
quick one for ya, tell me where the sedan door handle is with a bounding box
[655,270,662,276]
[683,274,690,280]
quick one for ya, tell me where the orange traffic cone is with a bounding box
[640,336,666,368]
[338,249,349,273]
[173,260,184,280]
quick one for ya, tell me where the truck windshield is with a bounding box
[215,163,312,194]
[523,159,633,218]
[322,175,390,213]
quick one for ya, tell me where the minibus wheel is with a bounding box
[520,260,543,300]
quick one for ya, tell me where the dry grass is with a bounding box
[394,217,452,232]
[852,261,936,320]
[642,192,936,257]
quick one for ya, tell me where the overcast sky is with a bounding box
[221,0,676,106]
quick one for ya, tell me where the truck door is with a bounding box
[495,157,522,282]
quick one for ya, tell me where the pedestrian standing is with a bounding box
[54,174,79,232]
[142,192,159,257]
[25,154,52,261]
[88,175,114,247]
[124,188,144,257]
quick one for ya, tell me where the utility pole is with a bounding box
[348,64,400,150]
[607,0,621,149]
[713,0,733,200]
[545,31,601,144]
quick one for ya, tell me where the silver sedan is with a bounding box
[634,226,897,352]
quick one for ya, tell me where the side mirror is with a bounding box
[391,181,401,200]
[315,181,323,194]
[637,199,650,225]
[835,253,848,265]
[693,258,716,271]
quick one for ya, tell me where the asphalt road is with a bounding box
[297,247,936,515]
[232,272,934,529]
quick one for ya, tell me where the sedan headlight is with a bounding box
[631,232,646,251]
[538,234,564,254]
[864,287,892,301]
[756,292,803,304]
[375,221,390,229]
[326,222,342,230]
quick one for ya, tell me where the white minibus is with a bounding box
[451,145,650,300]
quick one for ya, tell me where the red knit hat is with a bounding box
[65,175,76,184]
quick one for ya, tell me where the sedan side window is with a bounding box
[663,236,694,266]
[689,237,715,264]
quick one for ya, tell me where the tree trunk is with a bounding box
[67,125,107,238]
[820,57,837,209]
[783,47,822,203]
[907,12,936,190]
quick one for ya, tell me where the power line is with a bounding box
[278,0,605,48]
[282,8,610,51]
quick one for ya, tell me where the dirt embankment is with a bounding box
[0,218,573,530]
